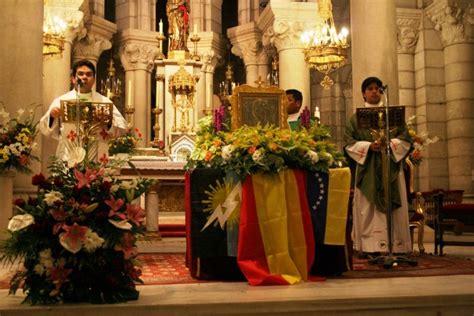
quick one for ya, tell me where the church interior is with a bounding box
[0,0,473,315]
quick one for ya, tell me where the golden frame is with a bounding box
[60,100,113,124]
[229,84,288,130]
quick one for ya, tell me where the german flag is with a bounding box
[237,170,315,285]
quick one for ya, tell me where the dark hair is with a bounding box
[72,59,96,77]
[361,77,383,93]
[286,89,303,104]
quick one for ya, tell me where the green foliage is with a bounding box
[108,128,142,155]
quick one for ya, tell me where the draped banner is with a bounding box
[306,167,351,276]
[185,168,244,280]
[237,170,315,285]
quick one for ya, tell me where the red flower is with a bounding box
[126,203,145,226]
[19,154,29,166]
[59,223,88,253]
[31,173,47,186]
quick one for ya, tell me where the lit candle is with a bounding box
[159,19,163,34]
[127,80,132,107]
[193,24,198,36]
[314,106,321,120]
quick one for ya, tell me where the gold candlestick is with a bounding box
[125,105,135,128]
[202,108,213,116]
[150,107,163,149]
[156,33,166,60]
[190,33,201,61]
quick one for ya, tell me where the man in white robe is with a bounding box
[344,77,413,255]
[40,59,127,162]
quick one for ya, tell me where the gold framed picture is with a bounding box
[229,85,288,130]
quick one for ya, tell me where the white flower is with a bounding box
[252,148,265,164]
[120,179,138,190]
[65,146,86,168]
[44,191,64,206]
[108,219,132,230]
[83,229,105,252]
[221,145,234,161]
[322,152,334,166]
[305,150,319,163]
[110,184,121,193]
[7,214,35,232]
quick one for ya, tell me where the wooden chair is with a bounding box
[420,189,464,255]
[432,192,474,255]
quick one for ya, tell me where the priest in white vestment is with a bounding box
[344,77,413,255]
[40,60,127,162]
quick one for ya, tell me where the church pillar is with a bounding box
[201,51,219,113]
[0,0,43,236]
[427,0,474,194]
[259,1,315,105]
[350,0,399,107]
[228,23,267,86]
[119,33,158,147]
[396,8,422,119]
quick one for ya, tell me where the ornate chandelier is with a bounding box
[301,0,349,89]
[100,59,122,100]
[43,12,67,56]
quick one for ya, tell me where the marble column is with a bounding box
[119,32,158,146]
[427,0,474,194]
[1,0,43,193]
[201,50,219,114]
[350,0,399,107]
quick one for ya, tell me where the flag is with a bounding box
[237,169,315,285]
[306,167,351,276]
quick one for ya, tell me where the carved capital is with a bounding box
[232,40,265,65]
[397,9,422,54]
[201,50,219,73]
[120,44,158,72]
[426,0,473,46]
[73,33,112,63]
[44,0,84,44]
[263,20,306,52]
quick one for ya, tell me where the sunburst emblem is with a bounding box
[201,179,241,232]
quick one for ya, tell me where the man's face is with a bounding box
[363,83,382,105]
[72,65,95,93]
[286,94,301,115]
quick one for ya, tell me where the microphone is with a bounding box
[378,85,388,94]
[76,78,83,87]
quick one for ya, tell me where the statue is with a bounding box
[166,0,190,52]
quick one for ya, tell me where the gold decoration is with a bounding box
[168,60,196,133]
[301,0,349,89]
[43,13,67,56]
[100,59,122,100]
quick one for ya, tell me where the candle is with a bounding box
[314,106,321,120]
[127,80,132,107]
[193,24,198,35]
[106,88,111,99]
[159,19,163,34]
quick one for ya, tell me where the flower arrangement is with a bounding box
[407,115,439,166]
[108,127,142,156]
[186,106,345,177]
[0,105,39,174]
[0,158,154,305]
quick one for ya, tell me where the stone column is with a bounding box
[228,23,267,86]
[201,50,219,114]
[350,0,399,107]
[427,0,474,194]
[397,8,422,120]
[259,1,315,104]
[1,0,43,193]
[119,31,158,146]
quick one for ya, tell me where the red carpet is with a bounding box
[1,253,474,289]
[159,224,186,238]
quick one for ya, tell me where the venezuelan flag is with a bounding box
[237,169,314,285]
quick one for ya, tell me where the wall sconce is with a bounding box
[43,13,67,56]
